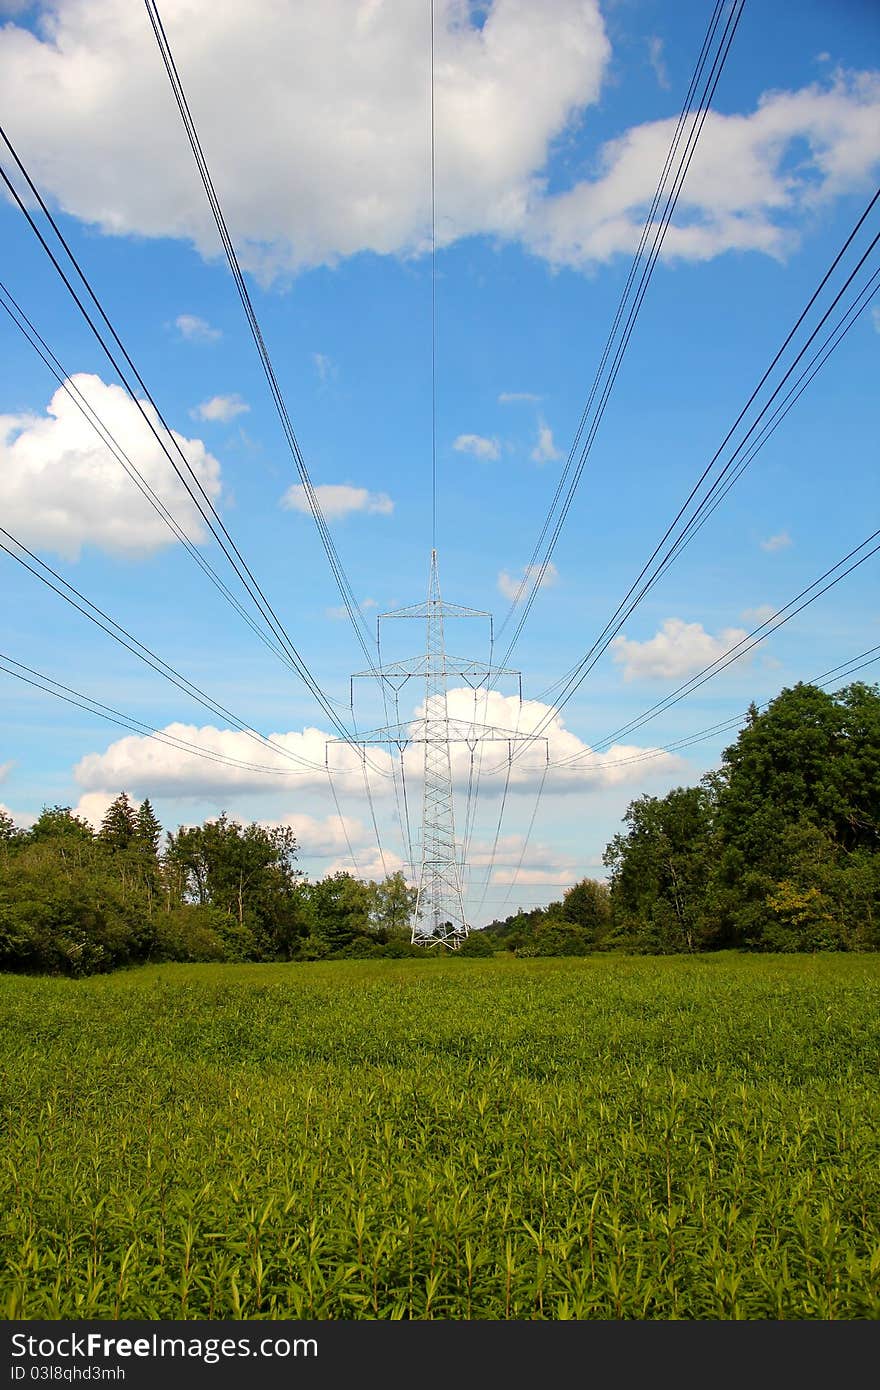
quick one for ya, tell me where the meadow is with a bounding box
[2,954,879,1320]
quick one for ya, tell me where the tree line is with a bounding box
[485,681,880,954]
[0,793,422,974]
[1,679,878,973]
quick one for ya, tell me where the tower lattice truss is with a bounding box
[330,551,546,948]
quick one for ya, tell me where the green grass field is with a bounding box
[2,954,879,1319]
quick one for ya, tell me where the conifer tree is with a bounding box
[99,792,137,851]
[135,798,162,857]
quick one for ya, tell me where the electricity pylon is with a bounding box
[332,550,545,948]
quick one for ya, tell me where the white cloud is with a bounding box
[269,811,368,859]
[0,1,609,278]
[527,70,880,268]
[0,761,13,786]
[498,561,558,603]
[281,483,394,520]
[70,685,679,826]
[741,603,778,625]
[491,866,576,886]
[647,36,670,91]
[325,845,408,882]
[498,391,541,404]
[312,352,336,383]
[0,7,875,276]
[453,433,501,461]
[0,801,35,830]
[175,314,221,343]
[611,617,752,682]
[467,832,576,884]
[0,375,222,560]
[531,418,562,463]
[74,723,393,798]
[442,687,683,792]
[191,393,249,423]
[761,530,792,552]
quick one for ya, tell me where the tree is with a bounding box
[604,784,717,951]
[560,878,612,944]
[29,806,93,845]
[710,681,880,945]
[165,814,303,958]
[302,872,372,953]
[99,792,138,852]
[134,798,162,857]
[368,871,417,938]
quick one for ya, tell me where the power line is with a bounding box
[478,643,880,925]
[143,0,377,672]
[0,280,309,678]
[0,653,323,780]
[539,187,880,709]
[0,124,366,757]
[495,0,743,665]
[429,0,438,552]
[550,644,880,774]
[551,533,880,764]
[508,192,880,762]
[0,527,337,775]
[490,760,550,921]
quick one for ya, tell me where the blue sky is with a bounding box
[1,0,878,923]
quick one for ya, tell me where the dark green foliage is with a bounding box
[456,928,495,956]
[560,876,612,941]
[99,791,138,852]
[134,798,162,857]
[604,681,880,951]
[603,783,718,952]
[484,680,880,955]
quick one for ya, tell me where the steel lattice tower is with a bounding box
[332,550,544,949]
[416,549,467,944]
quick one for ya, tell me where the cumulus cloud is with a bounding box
[175,314,221,343]
[453,433,501,461]
[442,687,683,792]
[527,71,880,268]
[611,618,752,682]
[498,391,541,403]
[0,0,609,278]
[466,832,577,886]
[70,685,679,821]
[326,845,408,881]
[191,393,249,423]
[531,418,562,463]
[0,375,222,560]
[73,723,393,799]
[281,483,394,520]
[0,761,13,786]
[1,5,874,277]
[498,561,558,603]
[761,530,792,552]
[269,811,368,859]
